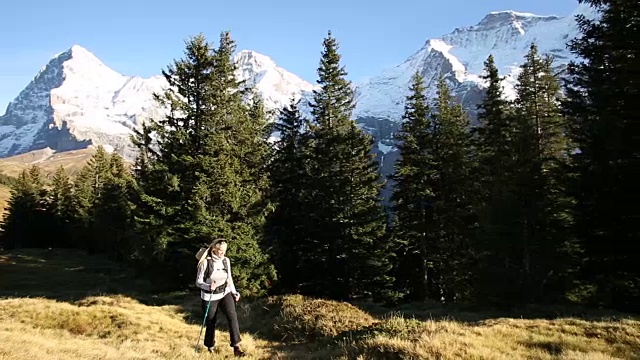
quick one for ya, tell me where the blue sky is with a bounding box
[0,0,579,113]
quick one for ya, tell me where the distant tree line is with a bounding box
[1,0,637,311]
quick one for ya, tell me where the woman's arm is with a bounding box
[227,259,238,295]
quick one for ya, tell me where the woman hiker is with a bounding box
[195,238,246,357]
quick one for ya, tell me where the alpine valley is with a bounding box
[0,4,596,183]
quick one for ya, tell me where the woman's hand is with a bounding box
[233,292,240,302]
[210,282,217,290]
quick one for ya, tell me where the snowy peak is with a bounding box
[60,44,109,68]
[234,50,278,73]
[52,45,124,85]
[68,44,99,58]
[233,49,316,92]
[0,44,165,158]
[475,11,559,33]
[0,44,319,158]
[0,46,116,132]
[233,49,317,111]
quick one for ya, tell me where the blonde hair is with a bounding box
[196,238,227,267]
[209,238,227,252]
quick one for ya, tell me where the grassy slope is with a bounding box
[0,249,638,360]
[0,147,96,178]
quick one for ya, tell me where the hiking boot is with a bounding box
[233,346,246,357]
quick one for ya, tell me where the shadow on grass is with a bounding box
[0,248,211,324]
[0,248,157,300]
[522,339,565,356]
[349,299,640,326]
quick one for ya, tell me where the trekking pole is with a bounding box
[193,298,213,357]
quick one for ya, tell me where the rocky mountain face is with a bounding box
[0,45,317,160]
[0,4,595,186]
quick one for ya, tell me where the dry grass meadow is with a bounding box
[0,248,638,359]
[0,147,96,178]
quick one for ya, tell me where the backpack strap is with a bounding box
[203,258,214,281]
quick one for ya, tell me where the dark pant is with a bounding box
[201,292,241,348]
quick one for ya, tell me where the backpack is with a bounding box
[202,257,229,294]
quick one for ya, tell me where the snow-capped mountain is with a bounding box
[353,4,596,122]
[351,3,598,191]
[0,45,317,159]
[0,4,596,164]
[235,50,317,111]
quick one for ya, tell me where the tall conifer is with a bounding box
[428,78,477,302]
[267,97,311,292]
[511,43,573,303]
[563,0,640,310]
[472,55,521,303]
[302,32,391,300]
[132,33,274,295]
[390,72,435,301]
[47,166,76,248]
[0,166,49,249]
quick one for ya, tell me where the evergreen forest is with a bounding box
[1,0,637,313]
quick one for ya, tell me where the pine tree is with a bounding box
[512,43,574,303]
[474,54,516,194]
[302,31,391,301]
[130,35,218,283]
[0,166,50,249]
[390,71,436,301]
[266,97,311,292]
[472,55,522,303]
[428,77,477,302]
[563,0,640,310]
[72,146,113,253]
[132,32,275,295]
[92,153,136,261]
[129,120,170,263]
[46,166,77,248]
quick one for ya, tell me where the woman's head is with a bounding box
[209,238,228,258]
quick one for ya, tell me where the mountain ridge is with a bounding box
[0,4,597,163]
[351,4,597,121]
[0,45,315,159]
